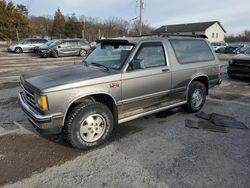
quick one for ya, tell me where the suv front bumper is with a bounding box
[18,92,63,134]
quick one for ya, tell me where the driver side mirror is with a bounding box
[58,45,61,48]
[130,59,145,70]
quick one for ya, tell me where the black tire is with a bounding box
[65,101,114,149]
[15,47,22,53]
[52,50,58,58]
[79,49,87,57]
[184,81,206,113]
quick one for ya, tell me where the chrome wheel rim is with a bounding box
[80,50,86,56]
[191,89,203,108]
[80,114,106,142]
[16,48,21,53]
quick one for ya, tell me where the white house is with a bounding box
[153,21,226,42]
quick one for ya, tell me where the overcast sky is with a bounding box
[12,0,250,35]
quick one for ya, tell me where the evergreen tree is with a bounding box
[65,13,82,38]
[16,4,29,15]
[52,8,65,38]
[0,0,32,41]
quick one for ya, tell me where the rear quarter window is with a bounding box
[169,39,215,64]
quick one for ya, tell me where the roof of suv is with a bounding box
[99,34,207,45]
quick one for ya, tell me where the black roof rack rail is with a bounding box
[132,33,208,39]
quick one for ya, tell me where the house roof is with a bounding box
[153,21,226,34]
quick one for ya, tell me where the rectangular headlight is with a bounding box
[36,95,49,111]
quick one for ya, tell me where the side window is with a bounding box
[61,42,68,47]
[133,42,166,70]
[169,39,215,64]
[69,41,78,47]
[79,40,88,46]
[22,40,31,45]
[31,39,41,44]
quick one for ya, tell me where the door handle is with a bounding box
[162,68,169,72]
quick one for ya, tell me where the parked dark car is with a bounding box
[227,47,250,79]
[39,39,91,58]
[7,38,48,53]
[33,39,59,54]
[224,46,238,54]
[224,45,244,54]
[216,46,226,53]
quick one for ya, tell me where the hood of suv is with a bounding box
[232,54,250,61]
[21,64,117,92]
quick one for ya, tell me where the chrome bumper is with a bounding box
[18,92,63,134]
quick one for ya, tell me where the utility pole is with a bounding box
[98,29,101,40]
[82,18,85,39]
[16,29,19,41]
[139,0,144,36]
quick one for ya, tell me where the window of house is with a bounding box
[212,33,215,38]
[216,33,218,38]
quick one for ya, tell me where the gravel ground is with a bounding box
[0,50,249,188]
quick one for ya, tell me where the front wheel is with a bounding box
[15,47,23,53]
[184,81,206,113]
[79,49,87,57]
[52,50,58,58]
[65,101,114,149]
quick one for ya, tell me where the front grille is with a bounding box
[23,85,36,108]
[233,59,250,67]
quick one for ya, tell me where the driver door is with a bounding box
[121,42,171,117]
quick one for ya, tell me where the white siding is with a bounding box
[205,22,225,42]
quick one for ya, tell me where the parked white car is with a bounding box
[7,38,48,53]
[211,41,228,53]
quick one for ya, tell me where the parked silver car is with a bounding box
[19,35,221,149]
[7,38,48,53]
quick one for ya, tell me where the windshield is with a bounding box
[50,40,63,47]
[45,40,57,46]
[84,43,134,70]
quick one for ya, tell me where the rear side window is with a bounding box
[169,39,215,64]
[31,39,47,44]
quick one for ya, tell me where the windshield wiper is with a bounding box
[91,62,109,71]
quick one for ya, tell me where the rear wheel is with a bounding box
[184,81,206,113]
[65,101,114,149]
[15,47,22,53]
